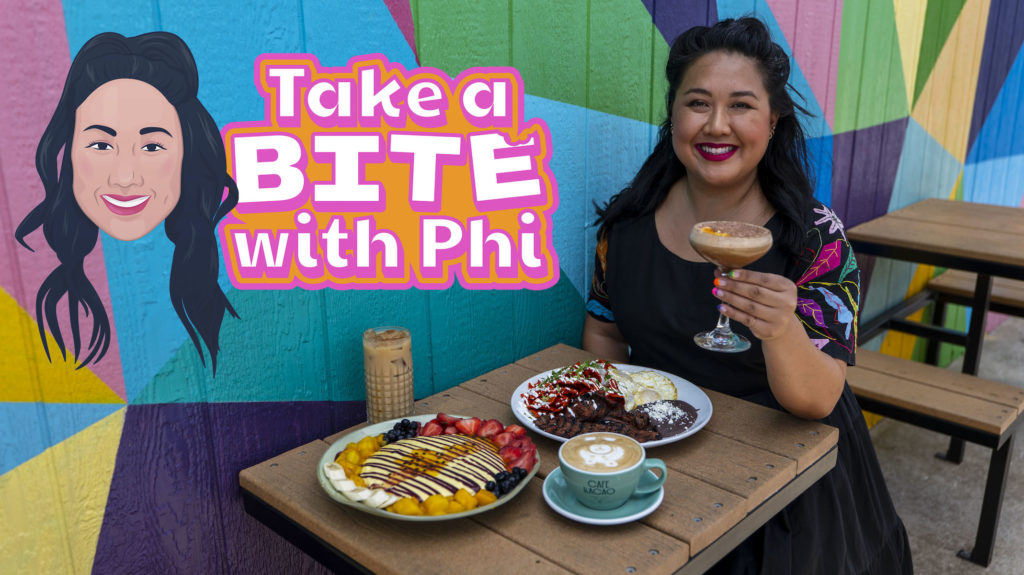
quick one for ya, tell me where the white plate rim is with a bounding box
[316,413,539,521]
[510,362,713,447]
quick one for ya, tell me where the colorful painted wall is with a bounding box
[2,0,1022,572]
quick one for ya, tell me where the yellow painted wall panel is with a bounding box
[894,0,929,105]
[0,409,124,574]
[0,288,122,404]
[911,0,991,161]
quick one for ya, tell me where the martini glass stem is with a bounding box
[710,309,737,346]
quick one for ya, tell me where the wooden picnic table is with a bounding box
[239,344,838,574]
[847,198,1024,566]
[848,198,1024,375]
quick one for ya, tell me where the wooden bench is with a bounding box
[848,349,1024,566]
[927,269,1024,317]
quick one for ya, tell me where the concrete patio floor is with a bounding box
[870,315,1024,574]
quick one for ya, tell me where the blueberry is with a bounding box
[486,481,496,492]
[401,419,410,426]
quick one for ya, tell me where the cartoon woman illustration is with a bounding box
[16,31,239,371]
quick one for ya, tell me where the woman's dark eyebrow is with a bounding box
[84,124,116,136]
[140,126,172,137]
[682,88,760,100]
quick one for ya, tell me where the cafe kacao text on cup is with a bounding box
[219,54,559,290]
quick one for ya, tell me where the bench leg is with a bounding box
[957,433,1015,567]
[937,437,966,464]
[924,297,947,366]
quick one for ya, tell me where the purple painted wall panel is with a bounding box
[94,401,363,574]
[831,118,909,228]
[642,0,718,45]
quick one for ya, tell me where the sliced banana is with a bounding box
[331,478,357,493]
[343,486,373,502]
[323,462,348,481]
[365,489,397,508]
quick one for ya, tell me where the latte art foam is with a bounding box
[561,433,643,473]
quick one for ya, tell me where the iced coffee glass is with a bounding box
[363,327,414,424]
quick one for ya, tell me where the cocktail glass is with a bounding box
[689,221,773,352]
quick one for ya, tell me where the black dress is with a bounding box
[587,203,913,574]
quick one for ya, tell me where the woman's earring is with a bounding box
[769,125,775,140]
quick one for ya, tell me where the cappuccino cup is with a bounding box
[557,432,667,510]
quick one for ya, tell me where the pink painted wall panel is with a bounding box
[767,0,843,128]
[0,2,126,399]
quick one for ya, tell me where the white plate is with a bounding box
[317,414,539,521]
[511,363,712,447]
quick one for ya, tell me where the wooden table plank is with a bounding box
[847,217,1024,271]
[513,343,598,373]
[239,443,572,575]
[473,480,691,575]
[848,368,1016,436]
[701,388,838,474]
[655,431,796,513]
[857,350,1024,411]
[460,363,539,402]
[895,199,1024,234]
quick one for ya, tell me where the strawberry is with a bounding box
[444,425,458,435]
[504,424,527,437]
[492,432,515,447]
[499,445,524,462]
[454,417,482,436]
[420,421,443,436]
[477,419,504,438]
[509,452,535,473]
[436,413,461,425]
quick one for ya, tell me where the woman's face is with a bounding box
[670,51,778,192]
[71,78,183,241]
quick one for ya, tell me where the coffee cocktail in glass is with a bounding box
[689,221,773,352]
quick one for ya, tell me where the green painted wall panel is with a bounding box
[835,0,909,133]
[587,0,659,123]
[914,0,968,105]
[413,0,511,71]
[511,0,589,107]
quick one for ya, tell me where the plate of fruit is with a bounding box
[511,359,712,447]
[318,413,539,520]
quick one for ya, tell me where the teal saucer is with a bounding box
[542,468,664,526]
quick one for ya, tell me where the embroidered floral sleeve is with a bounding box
[794,203,861,364]
[586,234,615,322]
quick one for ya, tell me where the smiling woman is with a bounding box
[15,32,239,371]
[582,18,913,575]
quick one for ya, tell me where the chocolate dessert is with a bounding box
[632,400,699,437]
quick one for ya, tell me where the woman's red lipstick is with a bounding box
[695,143,737,161]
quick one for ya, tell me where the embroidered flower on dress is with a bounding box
[813,204,845,236]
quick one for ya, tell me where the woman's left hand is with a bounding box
[712,268,797,341]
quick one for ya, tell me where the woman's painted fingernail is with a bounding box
[717,304,727,313]
[712,287,719,297]
[728,270,738,279]
[714,277,722,287]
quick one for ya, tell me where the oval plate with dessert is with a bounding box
[511,361,712,447]
[317,413,539,521]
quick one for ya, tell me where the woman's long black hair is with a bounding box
[15,31,239,372]
[596,17,814,257]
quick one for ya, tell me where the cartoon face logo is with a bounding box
[16,31,239,371]
[71,79,184,241]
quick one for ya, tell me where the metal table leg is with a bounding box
[958,433,1016,567]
